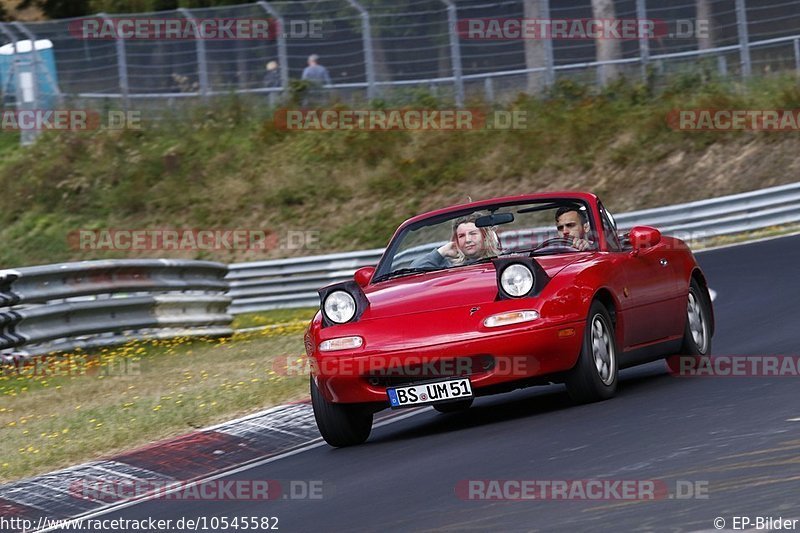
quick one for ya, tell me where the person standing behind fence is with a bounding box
[264,60,281,106]
[264,60,281,88]
[301,54,331,105]
[302,54,331,85]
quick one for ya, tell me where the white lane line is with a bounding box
[709,288,717,302]
[787,417,800,422]
[33,407,428,532]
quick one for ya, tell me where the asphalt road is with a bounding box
[76,234,800,533]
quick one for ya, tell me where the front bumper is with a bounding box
[312,321,585,404]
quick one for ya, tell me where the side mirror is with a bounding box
[354,266,376,288]
[629,226,661,254]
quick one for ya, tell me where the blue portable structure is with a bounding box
[0,39,61,144]
[0,39,61,108]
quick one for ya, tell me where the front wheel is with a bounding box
[565,301,619,404]
[311,377,373,447]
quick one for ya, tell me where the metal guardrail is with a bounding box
[613,182,800,234]
[0,259,231,357]
[3,183,799,354]
[227,250,383,315]
[227,182,800,314]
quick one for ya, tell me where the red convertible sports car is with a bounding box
[306,192,714,447]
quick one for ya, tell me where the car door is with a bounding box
[597,204,681,349]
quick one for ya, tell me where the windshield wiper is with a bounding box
[372,267,433,282]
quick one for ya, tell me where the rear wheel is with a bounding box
[565,301,618,404]
[433,398,474,413]
[311,377,373,447]
[680,279,712,355]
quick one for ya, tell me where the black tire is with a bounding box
[311,377,373,447]
[433,398,474,413]
[680,278,712,356]
[565,300,619,404]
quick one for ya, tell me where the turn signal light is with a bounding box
[483,310,539,328]
[319,336,364,352]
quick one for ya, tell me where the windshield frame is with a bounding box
[372,196,601,283]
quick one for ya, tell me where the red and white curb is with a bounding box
[0,402,424,532]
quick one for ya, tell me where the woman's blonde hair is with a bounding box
[450,212,501,265]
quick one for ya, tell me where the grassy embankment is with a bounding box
[2,72,800,267]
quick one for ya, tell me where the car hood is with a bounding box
[361,254,584,319]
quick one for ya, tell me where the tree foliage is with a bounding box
[17,0,91,19]
[17,0,249,18]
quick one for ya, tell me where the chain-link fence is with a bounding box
[2,0,800,114]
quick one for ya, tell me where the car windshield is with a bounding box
[374,199,596,281]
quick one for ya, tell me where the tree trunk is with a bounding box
[438,37,450,79]
[696,0,714,50]
[523,0,548,94]
[371,37,391,83]
[592,0,622,86]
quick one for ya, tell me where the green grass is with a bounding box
[231,308,319,330]
[0,319,312,483]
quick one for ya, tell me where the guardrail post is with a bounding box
[99,13,129,110]
[542,0,554,86]
[440,0,464,107]
[717,55,728,77]
[178,7,210,99]
[522,0,553,93]
[636,0,649,81]
[346,0,376,100]
[484,77,494,102]
[794,38,800,77]
[257,0,289,98]
[735,0,751,78]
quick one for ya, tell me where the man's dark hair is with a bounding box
[555,205,588,225]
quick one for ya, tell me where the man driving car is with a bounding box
[555,206,594,251]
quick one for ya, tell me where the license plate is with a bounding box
[387,378,473,408]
